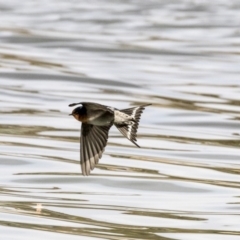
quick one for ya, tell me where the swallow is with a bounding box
[69,102,151,175]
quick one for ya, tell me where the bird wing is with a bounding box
[114,104,151,148]
[80,123,112,175]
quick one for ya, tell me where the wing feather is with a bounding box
[80,123,112,176]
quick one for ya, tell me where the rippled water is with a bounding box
[1,1,240,239]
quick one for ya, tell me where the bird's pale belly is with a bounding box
[114,110,133,124]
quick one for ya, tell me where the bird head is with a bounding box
[69,104,87,122]
[69,106,81,120]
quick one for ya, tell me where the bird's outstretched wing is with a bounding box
[80,123,112,175]
[114,104,151,148]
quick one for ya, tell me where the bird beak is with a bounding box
[69,113,72,116]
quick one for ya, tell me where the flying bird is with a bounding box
[69,102,151,175]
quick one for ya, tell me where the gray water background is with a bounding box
[1,0,240,239]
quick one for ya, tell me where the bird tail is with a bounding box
[114,104,151,147]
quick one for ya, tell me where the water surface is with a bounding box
[1,1,240,239]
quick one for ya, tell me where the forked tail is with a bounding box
[114,104,151,147]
